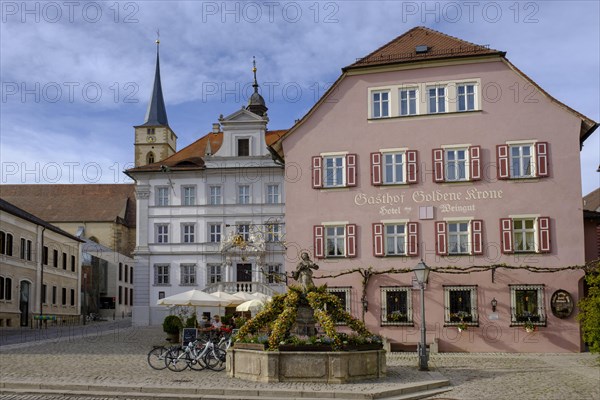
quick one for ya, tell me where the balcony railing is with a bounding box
[203,281,286,296]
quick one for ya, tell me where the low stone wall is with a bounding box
[227,349,386,383]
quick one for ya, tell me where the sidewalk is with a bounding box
[0,325,598,399]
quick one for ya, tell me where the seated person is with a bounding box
[212,315,223,329]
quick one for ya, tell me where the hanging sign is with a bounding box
[550,290,574,319]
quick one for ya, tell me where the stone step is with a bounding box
[0,379,451,400]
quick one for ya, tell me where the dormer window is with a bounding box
[237,138,250,156]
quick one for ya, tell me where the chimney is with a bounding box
[212,123,220,133]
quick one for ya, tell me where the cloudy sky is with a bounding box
[1,1,598,195]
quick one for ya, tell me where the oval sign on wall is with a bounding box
[550,290,574,319]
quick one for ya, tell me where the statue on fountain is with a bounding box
[292,252,319,291]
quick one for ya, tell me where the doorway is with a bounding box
[236,264,252,282]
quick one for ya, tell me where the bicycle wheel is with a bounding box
[165,347,190,372]
[188,348,207,371]
[147,346,168,370]
[203,348,226,371]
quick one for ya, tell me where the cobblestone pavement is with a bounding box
[0,326,598,399]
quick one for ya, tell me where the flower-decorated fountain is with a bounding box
[227,253,386,383]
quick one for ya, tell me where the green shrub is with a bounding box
[578,268,600,353]
[184,315,197,328]
[163,315,183,335]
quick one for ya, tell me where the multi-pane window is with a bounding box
[457,83,476,111]
[156,224,169,243]
[0,232,13,256]
[372,91,389,118]
[510,145,534,178]
[385,224,406,256]
[427,86,446,113]
[0,277,12,301]
[266,223,280,242]
[445,148,467,181]
[208,223,222,243]
[381,287,412,325]
[324,156,345,188]
[326,226,345,257]
[154,264,170,285]
[513,218,535,252]
[267,264,282,284]
[182,223,195,243]
[327,287,352,323]
[237,224,250,241]
[182,186,196,206]
[156,187,169,206]
[266,184,280,204]
[20,238,26,259]
[237,138,250,156]
[448,222,470,254]
[510,284,545,325]
[180,264,196,286]
[207,264,222,284]
[399,88,417,116]
[238,185,250,204]
[209,186,222,205]
[383,152,405,184]
[444,286,478,325]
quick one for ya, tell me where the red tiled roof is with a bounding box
[584,188,600,212]
[346,26,504,70]
[127,129,287,173]
[0,184,135,227]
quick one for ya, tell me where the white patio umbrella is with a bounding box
[209,291,238,302]
[232,291,260,303]
[236,299,266,312]
[250,292,272,302]
[157,289,232,308]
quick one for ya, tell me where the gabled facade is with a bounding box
[275,27,597,352]
[126,57,287,326]
[0,199,83,328]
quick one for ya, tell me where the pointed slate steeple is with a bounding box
[246,56,268,117]
[142,38,169,126]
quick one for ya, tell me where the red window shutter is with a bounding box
[407,222,419,256]
[346,154,357,187]
[312,156,322,189]
[372,223,384,257]
[433,149,445,182]
[370,152,382,186]
[500,218,513,253]
[313,225,325,258]
[497,145,509,180]
[407,150,418,184]
[538,217,551,253]
[435,221,447,255]
[536,142,549,177]
[469,146,482,181]
[471,219,483,255]
[346,224,357,258]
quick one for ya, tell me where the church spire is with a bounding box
[142,34,169,126]
[246,56,268,116]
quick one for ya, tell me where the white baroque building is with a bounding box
[126,48,286,326]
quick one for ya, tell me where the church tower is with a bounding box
[133,38,177,167]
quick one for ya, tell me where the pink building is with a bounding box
[272,27,598,352]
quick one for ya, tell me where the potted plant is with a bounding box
[457,321,468,332]
[523,319,536,333]
[163,315,183,342]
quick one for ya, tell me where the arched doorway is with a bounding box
[19,281,31,326]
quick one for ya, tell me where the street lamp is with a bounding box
[413,260,430,371]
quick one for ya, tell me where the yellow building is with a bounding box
[0,199,83,327]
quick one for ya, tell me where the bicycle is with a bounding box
[164,338,226,372]
[147,345,177,370]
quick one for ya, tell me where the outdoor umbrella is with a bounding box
[232,291,260,303]
[209,291,238,302]
[250,292,272,302]
[236,299,265,312]
[157,289,232,307]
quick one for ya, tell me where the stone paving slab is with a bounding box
[0,325,598,400]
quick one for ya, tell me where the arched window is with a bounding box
[147,152,155,164]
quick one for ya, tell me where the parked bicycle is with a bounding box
[164,339,226,372]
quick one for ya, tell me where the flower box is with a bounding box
[234,342,268,350]
[278,344,334,352]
